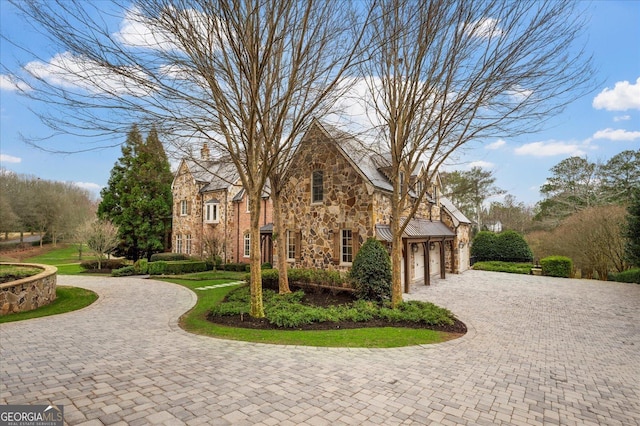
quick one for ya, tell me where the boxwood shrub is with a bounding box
[540,256,573,278]
[80,259,128,271]
[471,230,533,262]
[244,268,349,289]
[111,265,137,277]
[471,231,499,262]
[349,238,392,302]
[149,252,191,262]
[148,260,208,275]
[608,268,640,284]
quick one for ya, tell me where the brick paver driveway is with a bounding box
[1,271,638,425]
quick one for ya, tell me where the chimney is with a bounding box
[201,142,210,161]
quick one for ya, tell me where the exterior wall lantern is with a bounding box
[429,242,436,251]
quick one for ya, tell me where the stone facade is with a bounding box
[171,121,471,282]
[0,263,57,316]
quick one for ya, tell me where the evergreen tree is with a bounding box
[99,125,173,260]
[625,188,640,267]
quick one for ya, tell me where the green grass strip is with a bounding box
[163,277,453,348]
[0,286,98,323]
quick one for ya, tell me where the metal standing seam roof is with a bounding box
[376,218,456,242]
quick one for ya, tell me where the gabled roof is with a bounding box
[376,218,456,242]
[314,121,432,203]
[175,158,239,193]
[440,196,472,225]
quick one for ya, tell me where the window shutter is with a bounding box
[176,202,180,216]
[295,231,302,260]
[332,230,340,265]
[187,201,192,215]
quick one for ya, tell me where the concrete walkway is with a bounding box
[1,271,638,425]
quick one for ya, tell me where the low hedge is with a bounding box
[245,268,350,290]
[112,266,137,277]
[80,259,128,271]
[148,260,208,275]
[150,253,192,262]
[540,256,573,278]
[608,268,640,284]
[220,263,251,272]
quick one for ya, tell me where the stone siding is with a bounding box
[281,128,374,271]
[0,263,57,316]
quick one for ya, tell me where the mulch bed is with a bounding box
[207,289,467,334]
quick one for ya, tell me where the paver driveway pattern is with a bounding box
[1,271,638,425]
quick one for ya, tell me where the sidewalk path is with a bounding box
[1,271,638,425]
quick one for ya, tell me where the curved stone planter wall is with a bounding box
[0,263,57,316]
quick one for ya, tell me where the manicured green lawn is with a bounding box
[22,244,100,276]
[0,286,98,324]
[162,276,454,348]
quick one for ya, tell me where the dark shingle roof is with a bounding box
[376,218,455,242]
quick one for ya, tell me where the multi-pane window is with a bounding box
[243,233,250,257]
[176,234,183,253]
[312,170,323,203]
[180,200,188,216]
[287,230,296,261]
[205,201,219,223]
[186,234,192,255]
[341,229,353,264]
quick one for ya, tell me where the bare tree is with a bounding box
[359,0,593,306]
[5,0,369,317]
[78,219,120,270]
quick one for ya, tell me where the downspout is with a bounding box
[224,190,228,264]
[236,198,240,263]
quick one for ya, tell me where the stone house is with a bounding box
[171,121,471,290]
[171,144,273,264]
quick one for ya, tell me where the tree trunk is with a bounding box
[271,190,291,294]
[390,196,403,308]
[249,190,265,318]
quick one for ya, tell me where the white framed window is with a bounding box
[286,230,296,261]
[243,233,250,257]
[176,234,183,253]
[311,170,323,203]
[186,234,192,255]
[341,229,353,264]
[180,200,188,216]
[205,201,219,223]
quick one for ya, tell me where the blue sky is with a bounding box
[1,0,639,205]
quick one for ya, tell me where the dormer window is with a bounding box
[204,199,220,224]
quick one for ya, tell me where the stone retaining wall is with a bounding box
[0,263,57,316]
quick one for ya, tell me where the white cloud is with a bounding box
[486,139,506,150]
[463,18,504,40]
[592,128,640,141]
[614,115,631,122]
[0,154,22,164]
[73,181,102,195]
[467,160,494,169]
[24,52,153,97]
[505,85,533,103]
[514,140,590,157]
[0,75,31,92]
[592,77,640,111]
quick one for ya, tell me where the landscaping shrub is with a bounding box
[608,268,640,284]
[261,262,272,269]
[540,255,573,278]
[349,238,392,302]
[471,231,498,262]
[162,261,208,275]
[497,230,533,262]
[209,286,458,329]
[111,266,137,277]
[245,268,350,290]
[134,259,148,274]
[150,252,191,262]
[221,262,250,272]
[472,261,533,275]
[80,259,127,271]
[148,261,167,275]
